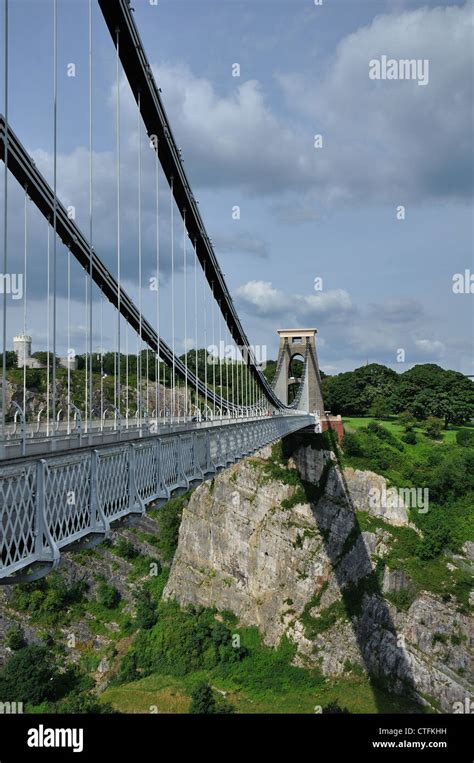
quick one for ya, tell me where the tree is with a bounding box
[369,396,391,420]
[0,350,17,369]
[425,416,443,439]
[189,681,216,714]
[187,682,234,714]
[391,365,474,428]
[322,701,351,714]
[96,580,121,609]
[399,411,417,431]
[0,645,60,704]
[135,588,158,630]
[113,652,139,685]
[262,359,277,385]
[323,364,399,416]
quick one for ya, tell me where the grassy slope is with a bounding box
[343,416,471,445]
[101,624,420,715]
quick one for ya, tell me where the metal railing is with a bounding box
[0,413,315,583]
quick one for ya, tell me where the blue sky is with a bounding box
[1,0,473,375]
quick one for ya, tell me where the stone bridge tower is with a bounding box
[272,328,325,413]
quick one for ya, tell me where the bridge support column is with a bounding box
[273,329,325,413]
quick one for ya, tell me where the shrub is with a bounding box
[54,691,115,714]
[96,580,121,609]
[130,601,247,678]
[322,701,351,714]
[343,432,363,456]
[386,589,416,611]
[113,652,139,685]
[9,574,88,624]
[189,682,216,714]
[366,423,404,451]
[456,429,474,447]
[399,411,417,432]
[5,624,27,651]
[114,538,139,561]
[154,493,190,561]
[402,431,417,445]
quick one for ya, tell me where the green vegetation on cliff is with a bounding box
[102,569,419,714]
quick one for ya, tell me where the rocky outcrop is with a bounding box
[165,440,473,713]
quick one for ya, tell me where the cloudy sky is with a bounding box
[0,0,472,375]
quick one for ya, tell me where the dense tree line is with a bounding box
[321,363,474,427]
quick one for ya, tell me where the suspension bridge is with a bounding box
[0,0,326,583]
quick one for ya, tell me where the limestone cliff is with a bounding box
[164,440,473,713]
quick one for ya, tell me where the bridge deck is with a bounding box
[0,414,315,583]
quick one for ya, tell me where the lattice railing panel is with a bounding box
[180,435,197,481]
[45,457,92,544]
[160,438,180,490]
[195,432,209,473]
[0,464,37,572]
[97,448,130,518]
[134,442,159,501]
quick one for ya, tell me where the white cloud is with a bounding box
[414,338,445,356]
[235,280,352,321]
[151,64,309,194]
[235,280,289,316]
[277,2,473,204]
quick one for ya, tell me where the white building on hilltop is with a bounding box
[13,335,78,370]
[13,335,45,369]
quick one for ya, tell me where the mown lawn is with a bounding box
[342,416,473,445]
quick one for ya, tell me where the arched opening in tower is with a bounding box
[288,353,304,404]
